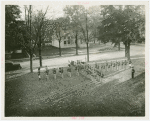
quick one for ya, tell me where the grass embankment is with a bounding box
[5,58,145,116]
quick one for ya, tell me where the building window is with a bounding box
[64,41,66,44]
[64,36,66,39]
[68,40,70,44]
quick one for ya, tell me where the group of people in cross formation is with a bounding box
[37,59,135,81]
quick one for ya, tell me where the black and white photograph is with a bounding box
[2,1,149,119]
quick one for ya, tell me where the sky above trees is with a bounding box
[18,4,95,20]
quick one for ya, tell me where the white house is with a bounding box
[52,32,87,48]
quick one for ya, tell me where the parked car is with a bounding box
[5,61,22,72]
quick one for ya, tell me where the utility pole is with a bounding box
[28,6,30,27]
[29,5,33,72]
[25,6,26,25]
[86,8,89,62]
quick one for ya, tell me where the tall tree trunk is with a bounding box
[29,5,33,73]
[39,45,42,67]
[39,47,42,67]
[28,8,30,27]
[75,31,78,55]
[30,50,33,72]
[86,42,89,62]
[59,40,61,56]
[118,42,120,51]
[38,33,42,67]
[125,42,127,57]
[86,10,89,62]
[125,41,131,60]
[127,42,130,60]
[25,7,27,25]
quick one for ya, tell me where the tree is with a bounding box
[52,17,68,56]
[88,6,102,43]
[78,6,94,62]
[32,6,49,67]
[98,5,145,60]
[18,5,35,72]
[65,5,89,61]
[64,5,82,55]
[64,5,102,61]
[5,5,21,52]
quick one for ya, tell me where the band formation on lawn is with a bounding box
[37,59,135,81]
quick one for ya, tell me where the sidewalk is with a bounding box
[91,67,144,91]
[8,49,124,63]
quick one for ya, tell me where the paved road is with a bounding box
[21,44,144,69]
[5,44,144,77]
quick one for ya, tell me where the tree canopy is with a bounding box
[98,5,145,44]
[5,5,22,52]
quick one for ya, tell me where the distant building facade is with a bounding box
[52,32,87,48]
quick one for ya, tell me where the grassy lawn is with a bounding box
[34,43,120,57]
[34,46,76,57]
[5,58,145,116]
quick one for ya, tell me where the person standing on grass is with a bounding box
[129,60,132,68]
[67,64,71,77]
[116,61,118,70]
[38,67,41,81]
[75,65,79,76]
[124,60,127,69]
[101,73,104,83]
[53,68,56,79]
[91,66,94,74]
[101,65,103,74]
[123,60,125,69]
[106,61,108,72]
[117,61,119,70]
[103,65,106,75]
[110,61,113,71]
[90,70,94,81]
[59,67,64,78]
[121,61,124,69]
[118,61,120,70]
[131,66,135,78]
[86,68,89,76]
[108,64,111,72]
[45,66,49,81]
[95,63,97,69]
[84,63,87,70]
[113,62,115,71]
[98,71,101,82]
[61,67,64,78]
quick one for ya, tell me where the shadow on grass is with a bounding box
[5,71,145,117]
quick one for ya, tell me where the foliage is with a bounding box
[5,5,22,52]
[98,5,145,44]
[5,5,21,25]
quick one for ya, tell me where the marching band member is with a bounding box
[38,67,41,81]
[67,64,72,77]
[45,66,49,80]
[53,68,57,79]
